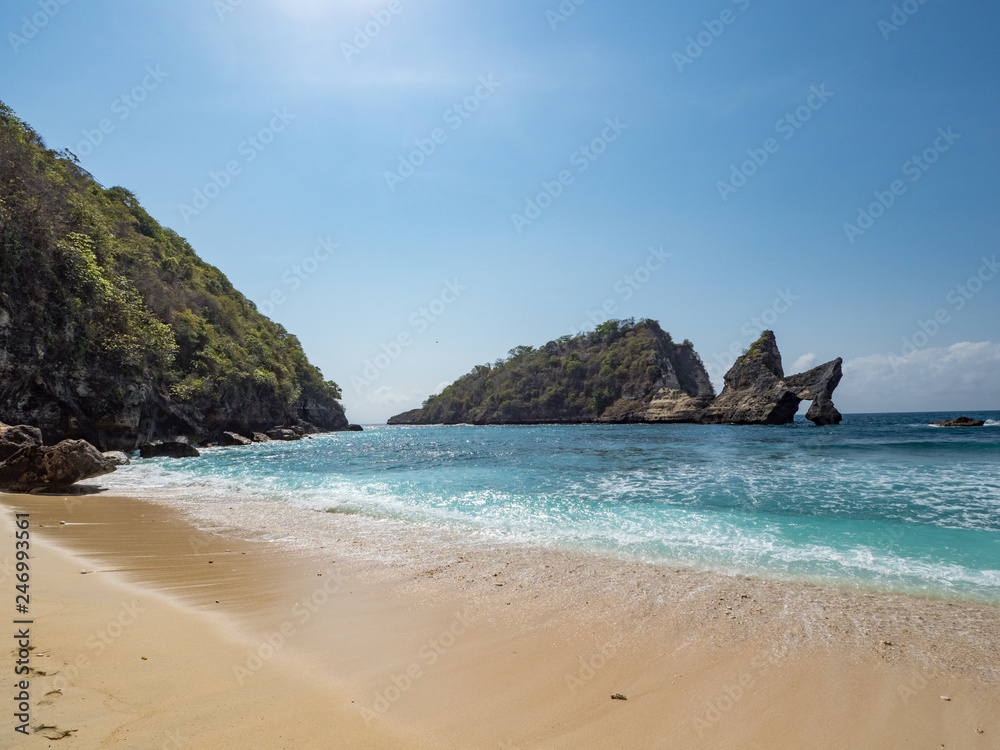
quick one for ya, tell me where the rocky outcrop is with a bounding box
[346,424,365,432]
[930,416,986,427]
[784,357,844,426]
[699,332,842,426]
[102,451,131,466]
[0,439,116,493]
[219,431,252,446]
[635,343,716,423]
[251,432,271,443]
[139,442,200,459]
[266,428,302,441]
[0,423,43,461]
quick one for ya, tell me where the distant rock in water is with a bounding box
[0,101,351,451]
[102,450,131,466]
[0,439,115,493]
[929,416,986,427]
[139,442,200,459]
[389,323,843,427]
[266,428,302,441]
[219,431,253,447]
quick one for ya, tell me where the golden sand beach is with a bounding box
[2,492,998,749]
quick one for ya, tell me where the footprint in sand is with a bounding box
[34,725,77,740]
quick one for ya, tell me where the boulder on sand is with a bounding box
[0,423,43,461]
[102,450,131,466]
[0,439,116,493]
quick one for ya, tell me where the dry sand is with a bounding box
[1,490,998,749]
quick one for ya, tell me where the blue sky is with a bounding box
[2,0,998,423]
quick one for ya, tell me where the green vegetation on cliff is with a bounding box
[0,101,345,446]
[389,319,711,425]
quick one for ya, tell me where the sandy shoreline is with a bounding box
[2,490,998,749]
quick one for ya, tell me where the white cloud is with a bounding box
[837,342,1000,413]
[366,385,415,407]
[791,353,817,372]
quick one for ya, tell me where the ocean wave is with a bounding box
[97,420,1000,602]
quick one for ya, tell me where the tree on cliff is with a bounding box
[0,101,346,447]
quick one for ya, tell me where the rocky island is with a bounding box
[389,321,843,426]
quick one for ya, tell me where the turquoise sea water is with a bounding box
[104,413,1000,603]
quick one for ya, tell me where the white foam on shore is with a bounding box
[99,461,1000,605]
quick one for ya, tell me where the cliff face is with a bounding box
[388,319,713,425]
[0,102,348,449]
[389,327,842,427]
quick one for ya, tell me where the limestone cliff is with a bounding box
[0,101,349,449]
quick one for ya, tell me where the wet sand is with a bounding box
[1,490,998,749]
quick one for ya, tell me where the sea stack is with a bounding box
[699,331,843,426]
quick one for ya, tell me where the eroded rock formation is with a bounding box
[0,423,43,461]
[699,332,843,426]
[0,439,116,493]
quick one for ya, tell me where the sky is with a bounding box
[1,0,998,424]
